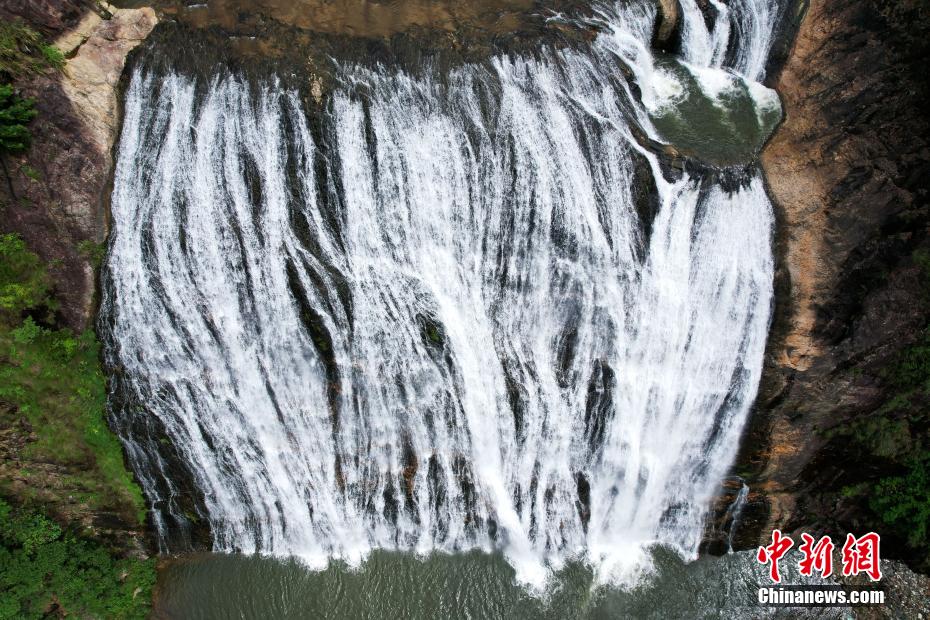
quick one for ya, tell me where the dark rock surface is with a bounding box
[734,0,930,577]
[0,0,89,35]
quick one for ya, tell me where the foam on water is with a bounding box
[103,0,781,588]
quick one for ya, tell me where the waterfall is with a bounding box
[727,481,751,552]
[103,0,779,587]
[726,0,784,81]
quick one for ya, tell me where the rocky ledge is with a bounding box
[733,0,930,581]
[1,1,156,330]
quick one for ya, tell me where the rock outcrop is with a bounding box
[735,0,930,574]
[1,2,156,330]
[653,0,680,49]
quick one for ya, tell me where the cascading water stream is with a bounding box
[103,0,781,587]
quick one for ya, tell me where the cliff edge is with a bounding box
[1,1,156,330]
[738,0,930,576]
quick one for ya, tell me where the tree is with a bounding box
[0,84,36,202]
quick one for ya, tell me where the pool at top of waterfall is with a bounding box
[103,0,786,601]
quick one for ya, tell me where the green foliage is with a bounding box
[11,317,41,345]
[0,20,64,79]
[869,454,930,548]
[0,316,147,524]
[883,325,930,396]
[39,45,64,72]
[418,314,445,347]
[0,234,146,523]
[0,85,36,156]
[836,251,930,565]
[0,233,53,321]
[0,499,155,619]
[78,239,107,269]
[18,164,39,181]
[848,415,914,458]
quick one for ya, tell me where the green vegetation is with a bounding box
[0,234,53,318]
[836,248,930,564]
[0,84,36,200]
[0,234,146,522]
[0,19,61,204]
[0,499,155,619]
[0,85,36,156]
[18,164,39,182]
[869,454,930,549]
[0,20,64,79]
[0,318,147,523]
[77,239,107,269]
[418,314,445,347]
[0,234,153,615]
[862,325,930,551]
[0,19,155,616]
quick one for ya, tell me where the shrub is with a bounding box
[0,499,155,619]
[869,453,930,548]
[0,85,36,156]
[0,233,53,321]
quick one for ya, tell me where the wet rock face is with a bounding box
[735,0,930,572]
[652,0,680,50]
[2,3,157,330]
[115,0,600,61]
[140,0,540,37]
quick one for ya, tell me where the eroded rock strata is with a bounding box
[736,0,930,575]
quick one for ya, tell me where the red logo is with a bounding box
[841,532,882,581]
[756,530,882,583]
[756,529,794,583]
[798,533,834,578]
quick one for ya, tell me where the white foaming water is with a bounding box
[678,0,729,67]
[674,0,782,114]
[728,0,783,81]
[104,0,778,588]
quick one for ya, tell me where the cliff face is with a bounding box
[737,0,930,573]
[1,1,156,330]
[0,1,156,551]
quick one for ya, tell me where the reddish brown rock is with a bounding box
[0,0,88,36]
[734,0,930,575]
